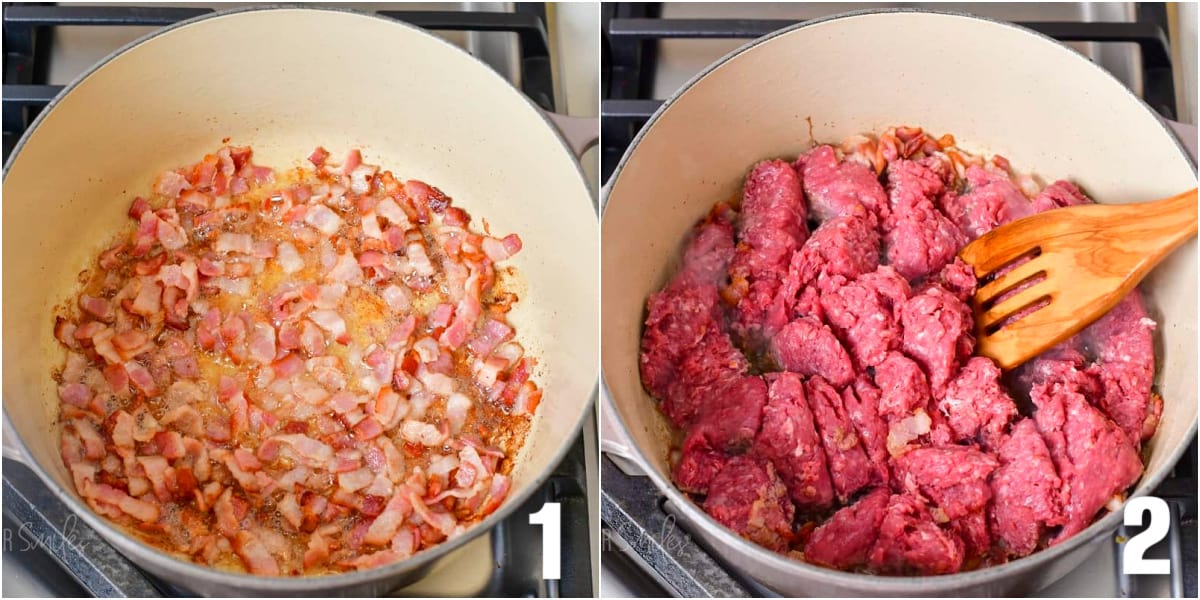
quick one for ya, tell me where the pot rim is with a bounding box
[600,7,1197,592]
[3,3,597,591]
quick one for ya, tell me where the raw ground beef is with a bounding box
[806,377,875,502]
[869,492,965,575]
[753,373,834,511]
[729,161,808,342]
[990,419,1066,557]
[639,126,1158,575]
[703,455,796,553]
[804,487,890,570]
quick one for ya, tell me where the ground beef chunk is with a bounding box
[805,377,874,502]
[1030,179,1091,214]
[804,487,889,570]
[676,204,738,288]
[884,202,966,281]
[769,316,855,388]
[1031,380,1143,541]
[672,376,768,494]
[899,285,974,391]
[949,511,992,561]
[894,446,998,524]
[729,161,808,341]
[937,357,1018,449]
[990,419,1066,558]
[820,267,911,368]
[672,443,729,496]
[923,257,977,304]
[885,159,947,218]
[873,351,931,420]
[661,327,750,428]
[790,213,881,291]
[640,283,722,399]
[1079,292,1158,443]
[842,377,890,484]
[1009,340,1095,399]
[754,373,834,511]
[795,145,889,223]
[943,165,1034,240]
[868,493,964,575]
[703,456,796,553]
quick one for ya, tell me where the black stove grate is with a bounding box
[1,4,592,597]
[600,3,1196,597]
[599,2,1179,182]
[1,3,557,160]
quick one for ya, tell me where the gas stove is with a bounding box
[1,3,599,597]
[599,3,1197,597]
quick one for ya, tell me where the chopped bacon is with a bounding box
[308,146,330,167]
[233,531,281,576]
[80,294,115,323]
[401,420,447,447]
[154,170,191,198]
[276,241,304,274]
[215,232,254,254]
[247,321,277,366]
[481,234,522,262]
[467,319,514,357]
[326,251,364,285]
[54,145,535,576]
[272,353,305,380]
[304,204,343,236]
[446,393,472,434]
[308,309,350,345]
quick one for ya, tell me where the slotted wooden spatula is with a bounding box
[959,188,1198,371]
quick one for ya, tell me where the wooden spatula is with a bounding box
[959,188,1197,371]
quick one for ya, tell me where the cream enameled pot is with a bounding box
[601,10,1197,597]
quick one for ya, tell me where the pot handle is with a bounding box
[3,418,29,464]
[542,110,599,160]
[1165,119,1198,163]
[599,383,640,460]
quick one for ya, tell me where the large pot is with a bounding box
[2,6,599,597]
[601,9,1197,597]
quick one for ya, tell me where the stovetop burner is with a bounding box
[1,4,594,597]
[599,3,1197,597]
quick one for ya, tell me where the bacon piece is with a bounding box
[308,147,330,167]
[276,241,304,274]
[326,251,364,285]
[131,212,159,257]
[272,434,335,469]
[247,321,277,366]
[364,491,414,546]
[197,308,222,351]
[354,417,384,441]
[446,393,472,434]
[304,204,343,236]
[154,170,191,198]
[272,353,305,380]
[154,431,187,460]
[79,295,114,322]
[338,467,375,493]
[233,531,280,576]
[401,420,447,447]
[124,361,158,396]
[308,309,350,345]
[215,232,254,254]
[467,319,513,357]
[406,241,436,277]
[481,234,522,262]
[300,320,327,357]
[58,383,91,408]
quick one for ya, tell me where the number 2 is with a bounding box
[1122,496,1170,575]
[529,502,561,580]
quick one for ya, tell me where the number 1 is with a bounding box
[529,502,561,580]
